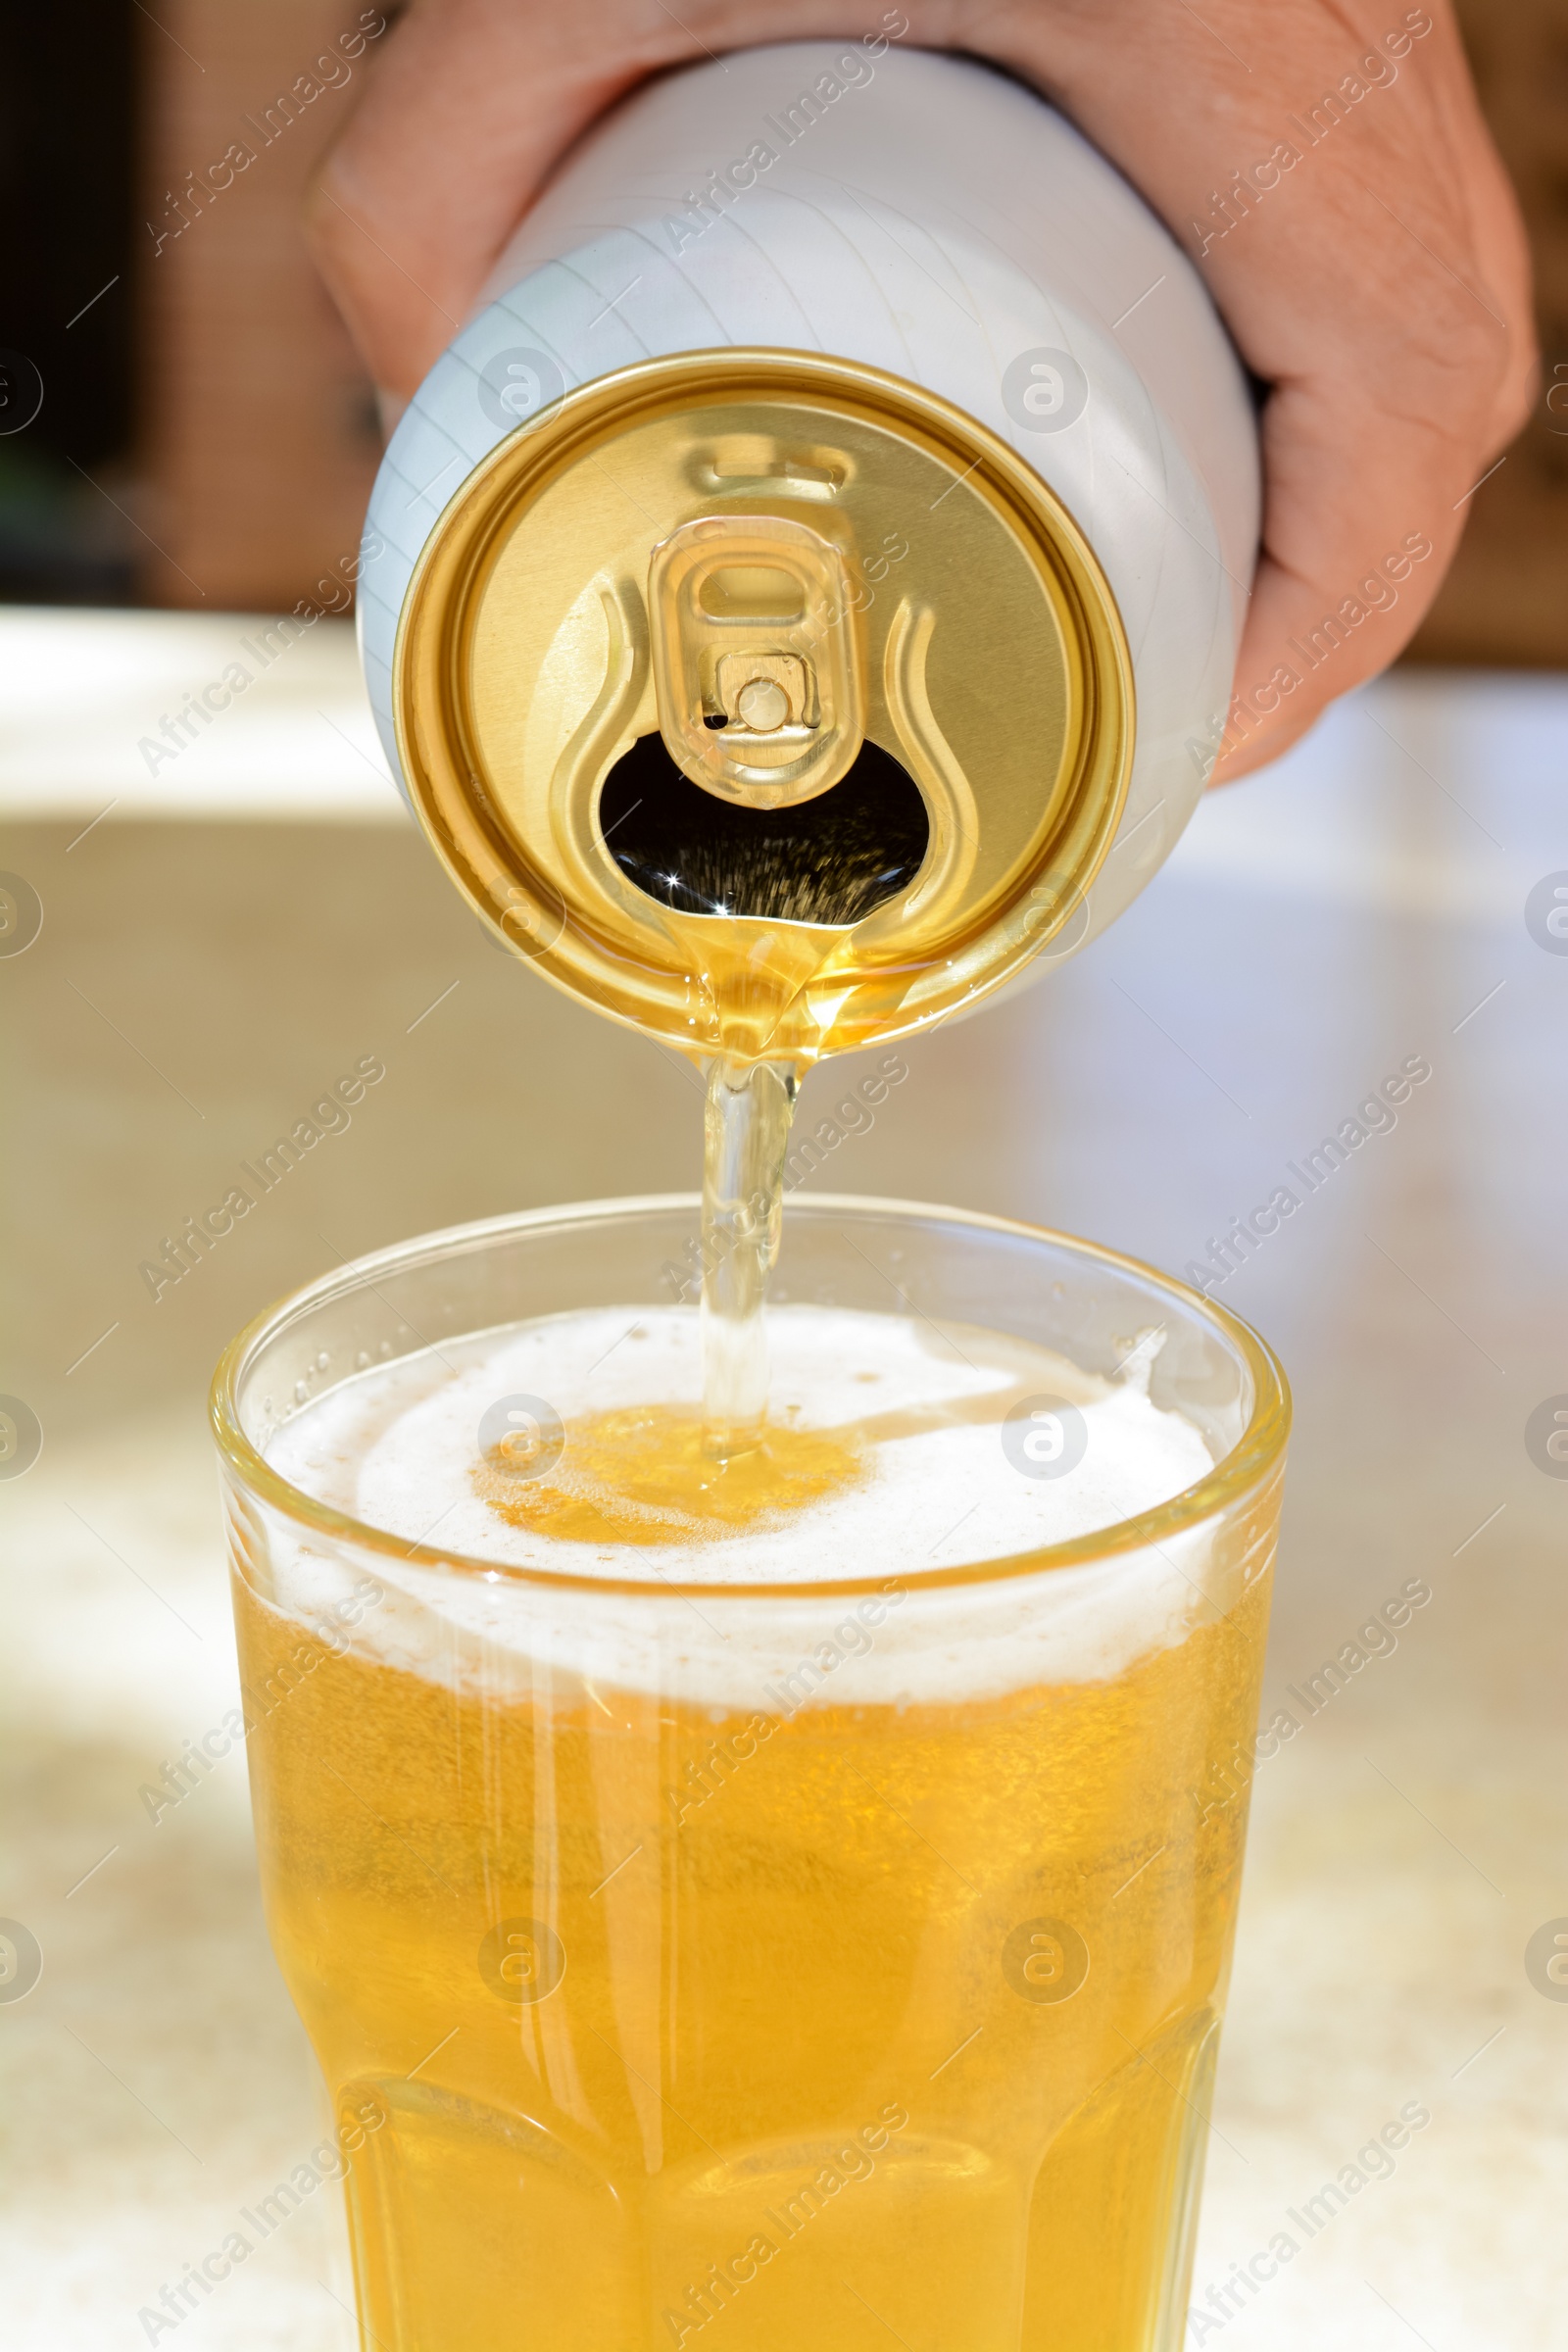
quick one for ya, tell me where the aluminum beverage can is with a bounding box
[359,37,1258,1060]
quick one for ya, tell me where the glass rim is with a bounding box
[209,1192,1291,1603]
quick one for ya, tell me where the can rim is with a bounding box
[389,348,1135,1055]
[210,1192,1290,1604]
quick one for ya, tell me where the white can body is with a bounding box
[361,39,1258,965]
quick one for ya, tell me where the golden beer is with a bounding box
[217,1200,1288,2352]
[236,1566,1268,2350]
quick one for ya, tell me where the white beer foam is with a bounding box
[262,1305,1228,1705]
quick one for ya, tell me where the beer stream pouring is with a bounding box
[208,55,1289,2342]
[358,37,1260,1069]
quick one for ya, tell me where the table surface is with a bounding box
[3,647,1566,2349]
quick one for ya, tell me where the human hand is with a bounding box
[309,0,1534,780]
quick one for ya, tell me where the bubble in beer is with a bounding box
[0,1918,42,2003]
[1525,1918,1568,2002]
[1002,1396,1087,1482]
[1524,1395,1568,1479]
[477,1395,565,1482]
[477,1916,566,2005]
[1002,1915,1090,2004]
[1002,347,1089,435]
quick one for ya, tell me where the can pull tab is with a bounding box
[648,514,863,809]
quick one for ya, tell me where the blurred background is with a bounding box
[3,7,1567,2351]
[1,0,1564,646]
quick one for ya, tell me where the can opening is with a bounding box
[598,733,930,926]
[393,351,1135,1050]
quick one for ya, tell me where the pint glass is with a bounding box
[213,1196,1288,2351]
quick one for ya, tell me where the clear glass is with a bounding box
[212,1195,1289,2352]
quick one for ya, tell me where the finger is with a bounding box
[306,2,685,399]
[313,0,1536,795]
[1206,176,1532,778]
[307,0,892,400]
[1411,1,1537,453]
[987,0,1535,781]
[1210,358,1494,782]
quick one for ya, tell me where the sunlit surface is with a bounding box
[3,661,1565,2347]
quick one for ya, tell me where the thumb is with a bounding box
[306,3,673,400]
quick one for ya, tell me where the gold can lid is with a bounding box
[394,351,1133,1063]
